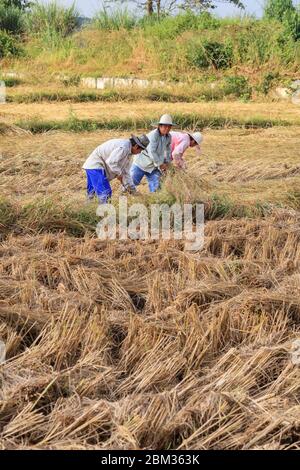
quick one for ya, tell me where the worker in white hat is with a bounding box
[170,131,203,170]
[130,114,175,193]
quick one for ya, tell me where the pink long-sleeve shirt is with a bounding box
[170,131,191,169]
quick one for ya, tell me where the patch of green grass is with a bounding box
[0,192,287,241]
[7,84,243,104]
[93,7,137,31]
[286,189,300,209]
[0,76,22,87]
[19,198,97,236]
[14,113,295,135]
[206,194,270,220]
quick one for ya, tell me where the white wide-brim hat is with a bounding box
[188,132,203,146]
[156,114,176,126]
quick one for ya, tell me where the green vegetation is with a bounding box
[5,76,255,103]
[24,1,80,47]
[0,29,22,57]
[94,7,137,31]
[264,0,300,40]
[187,40,233,70]
[0,1,299,92]
[12,113,295,134]
[258,72,281,95]
[0,192,271,240]
[0,2,24,34]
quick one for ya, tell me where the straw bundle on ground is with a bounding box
[1,212,300,450]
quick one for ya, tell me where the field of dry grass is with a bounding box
[1,100,300,450]
[1,126,300,207]
[1,100,300,126]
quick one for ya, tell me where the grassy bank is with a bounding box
[1,11,299,87]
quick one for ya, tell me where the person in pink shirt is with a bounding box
[170,131,203,169]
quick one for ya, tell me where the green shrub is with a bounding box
[141,11,220,40]
[0,30,22,57]
[264,0,300,40]
[188,40,233,69]
[223,75,252,100]
[141,12,199,40]
[232,19,297,66]
[196,11,221,30]
[0,2,24,34]
[258,72,280,95]
[0,76,21,86]
[60,74,81,87]
[94,7,137,31]
[25,1,80,44]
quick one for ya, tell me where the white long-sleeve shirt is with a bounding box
[83,139,134,188]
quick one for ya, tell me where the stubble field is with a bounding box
[0,100,300,449]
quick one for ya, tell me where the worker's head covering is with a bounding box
[188,132,203,147]
[156,114,176,126]
[131,134,149,150]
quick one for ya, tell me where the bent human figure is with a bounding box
[171,131,203,170]
[83,134,149,203]
[131,114,174,193]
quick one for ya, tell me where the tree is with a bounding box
[264,0,296,20]
[264,0,300,40]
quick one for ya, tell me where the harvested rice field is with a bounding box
[1,102,300,450]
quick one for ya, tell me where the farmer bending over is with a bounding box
[130,114,174,193]
[171,131,203,170]
[83,134,149,203]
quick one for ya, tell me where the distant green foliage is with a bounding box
[25,1,80,45]
[141,11,220,39]
[0,2,24,34]
[223,75,252,100]
[92,10,222,36]
[1,8,299,81]
[264,0,300,40]
[60,73,81,87]
[188,40,233,69]
[0,76,21,86]
[0,0,30,10]
[141,11,198,39]
[264,0,296,20]
[0,30,22,57]
[94,7,137,30]
[229,19,297,66]
[259,72,280,95]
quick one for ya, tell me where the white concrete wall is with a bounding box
[81,77,166,90]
